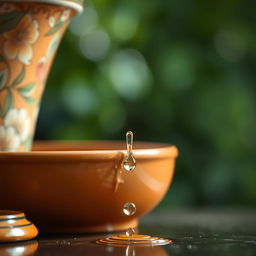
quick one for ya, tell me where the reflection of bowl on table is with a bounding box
[0,141,178,233]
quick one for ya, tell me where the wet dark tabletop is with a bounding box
[1,209,256,256]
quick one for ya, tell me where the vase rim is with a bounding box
[4,0,84,14]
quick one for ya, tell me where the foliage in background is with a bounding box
[36,0,256,208]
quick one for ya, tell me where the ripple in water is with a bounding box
[96,233,172,246]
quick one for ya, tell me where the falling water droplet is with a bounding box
[123,202,136,216]
[124,131,136,171]
[95,130,172,247]
[123,155,136,171]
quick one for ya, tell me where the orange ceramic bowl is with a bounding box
[0,141,178,233]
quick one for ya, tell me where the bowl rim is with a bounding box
[0,141,178,161]
[5,0,84,14]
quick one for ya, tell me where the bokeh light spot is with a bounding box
[111,7,139,41]
[61,76,98,117]
[69,6,98,36]
[79,30,110,61]
[215,29,246,62]
[108,49,153,100]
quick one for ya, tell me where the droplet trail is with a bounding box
[126,131,133,147]
[123,131,136,171]
[96,130,172,247]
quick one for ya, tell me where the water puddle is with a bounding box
[96,234,172,246]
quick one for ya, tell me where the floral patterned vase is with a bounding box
[0,0,83,151]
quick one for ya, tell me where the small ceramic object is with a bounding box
[0,210,38,242]
[0,0,83,152]
[0,141,178,233]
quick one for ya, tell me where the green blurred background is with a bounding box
[35,0,256,209]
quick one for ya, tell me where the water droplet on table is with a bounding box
[126,228,136,237]
[96,234,172,246]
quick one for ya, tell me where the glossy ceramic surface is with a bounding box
[0,1,79,152]
[6,0,84,14]
[0,210,38,242]
[0,141,178,233]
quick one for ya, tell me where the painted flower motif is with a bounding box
[48,16,56,28]
[60,9,71,22]
[3,14,39,65]
[4,108,30,142]
[0,126,20,151]
[36,57,47,84]
[0,3,15,14]
[36,33,61,84]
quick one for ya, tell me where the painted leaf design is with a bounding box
[47,33,61,57]
[0,11,25,33]
[0,69,8,89]
[12,65,25,87]
[3,91,13,115]
[45,22,64,36]
[23,96,36,104]
[17,83,36,96]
